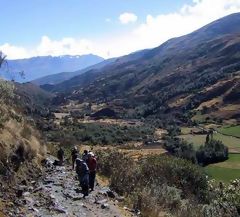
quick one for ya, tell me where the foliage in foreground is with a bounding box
[0,79,14,103]
[96,149,240,217]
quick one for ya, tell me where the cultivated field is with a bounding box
[180,126,240,182]
[218,125,240,138]
[179,126,240,152]
[205,153,240,182]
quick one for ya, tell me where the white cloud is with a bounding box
[119,12,138,24]
[1,0,240,60]
[130,0,240,51]
[0,43,30,59]
[36,36,93,56]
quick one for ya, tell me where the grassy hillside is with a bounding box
[0,80,47,188]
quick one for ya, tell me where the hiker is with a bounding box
[87,152,97,191]
[82,150,89,162]
[76,158,89,198]
[71,146,79,170]
[57,147,64,165]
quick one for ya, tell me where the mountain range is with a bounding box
[41,13,240,121]
[32,57,116,85]
[0,54,104,82]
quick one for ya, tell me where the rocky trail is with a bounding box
[2,157,138,217]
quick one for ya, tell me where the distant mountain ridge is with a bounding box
[0,54,104,82]
[33,49,150,86]
[40,48,150,92]
[32,57,117,86]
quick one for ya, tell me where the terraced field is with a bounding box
[218,125,240,138]
[179,127,240,152]
[205,153,240,182]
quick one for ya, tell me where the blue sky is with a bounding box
[0,0,240,59]
[0,0,191,44]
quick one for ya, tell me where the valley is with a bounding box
[1,12,240,217]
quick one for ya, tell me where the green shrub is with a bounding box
[46,122,154,146]
[164,137,197,163]
[197,139,228,166]
[96,150,209,216]
[0,79,14,103]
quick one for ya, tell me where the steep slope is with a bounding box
[0,80,47,190]
[14,82,53,109]
[0,54,104,82]
[46,13,240,121]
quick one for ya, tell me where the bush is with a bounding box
[164,137,197,163]
[21,124,32,139]
[164,137,228,167]
[196,139,228,166]
[96,149,209,216]
[45,122,154,146]
[96,149,240,216]
[0,79,14,103]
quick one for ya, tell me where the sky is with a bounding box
[0,0,240,59]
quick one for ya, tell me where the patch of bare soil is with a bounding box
[154,128,168,139]
[81,118,143,127]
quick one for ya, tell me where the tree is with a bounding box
[0,51,14,103]
[205,134,210,144]
[0,51,7,68]
[196,139,228,166]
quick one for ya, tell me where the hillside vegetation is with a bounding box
[1,13,240,217]
[0,78,47,188]
[45,13,240,125]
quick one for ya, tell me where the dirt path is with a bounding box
[9,159,136,217]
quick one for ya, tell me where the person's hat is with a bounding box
[88,152,94,157]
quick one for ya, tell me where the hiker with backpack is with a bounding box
[57,147,64,165]
[76,158,89,198]
[87,152,97,191]
[71,146,79,170]
[82,150,89,162]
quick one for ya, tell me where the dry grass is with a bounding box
[0,202,6,217]
[90,103,107,112]
[197,97,222,110]
[120,148,167,161]
[54,112,69,119]
[154,128,168,139]
[168,94,193,108]
[0,114,46,164]
[96,174,110,187]
[81,118,143,127]
[78,144,166,161]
